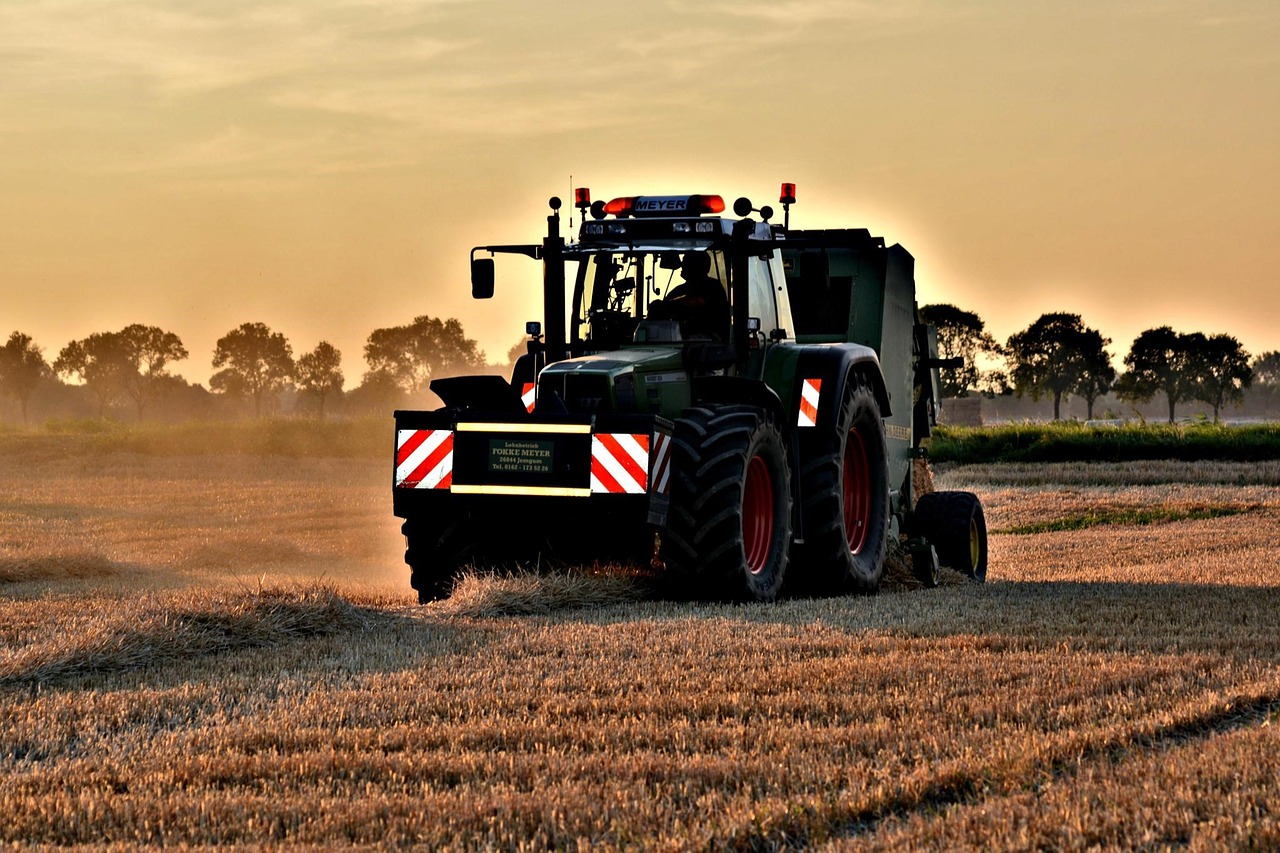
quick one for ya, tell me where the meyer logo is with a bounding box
[634,196,689,213]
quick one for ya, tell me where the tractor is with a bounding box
[392,184,987,602]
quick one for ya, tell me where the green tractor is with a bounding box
[393,184,987,602]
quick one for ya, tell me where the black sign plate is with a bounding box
[488,438,555,475]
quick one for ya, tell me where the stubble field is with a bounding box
[2,438,1278,849]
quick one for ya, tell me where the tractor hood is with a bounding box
[540,346,685,376]
[538,347,690,416]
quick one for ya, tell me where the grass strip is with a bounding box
[998,504,1255,535]
[930,421,1280,464]
[2,416,390,459]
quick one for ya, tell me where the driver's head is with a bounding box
[681,251,712,281]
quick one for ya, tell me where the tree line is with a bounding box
[0,316,488,425]
[921,305,1270,422]
[1,309,1273,425]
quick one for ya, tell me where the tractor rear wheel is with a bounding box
[912,491,988,582]
[791,372,890,595]
[403,516,472,603]
[662,405,792,601]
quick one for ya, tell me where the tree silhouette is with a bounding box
[211,322,294,418]
[363,315,485,396]
[54,333,132,417]
[1073,328,1116,420]
[919,304,1003,398]
[506,336,530,370]
[1005,313,1110,420]
[345,370,407,415]
[116,324,188,419]
[0,332,51,425]
[1190,333,1251,422]
[1114,327,1200,423]
[1251,351,1280,386]
[296,341,344,419]
[54,326,188,419]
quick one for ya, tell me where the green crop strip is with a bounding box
[999,505,1255,535]
[930,422,1280,464]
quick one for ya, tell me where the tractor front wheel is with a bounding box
[662,405,792,601]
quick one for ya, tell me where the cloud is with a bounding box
[710,0,954,26]
[0,1,474,95]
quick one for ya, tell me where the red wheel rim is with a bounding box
[843,428,871,555]
[742,454,774,575]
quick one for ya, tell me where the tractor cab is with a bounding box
[564,192,794,362]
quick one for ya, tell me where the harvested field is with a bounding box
[2,447,1279,848]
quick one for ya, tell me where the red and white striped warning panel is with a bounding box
[649,431,672,495]
[797,378,822,427]
[395,429,453,490]
[520,382,536,413]
[590,433,650,494]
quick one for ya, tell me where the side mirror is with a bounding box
[471,258,495,299]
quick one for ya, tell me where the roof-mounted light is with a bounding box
[780,181,796,229]
[603,196,635,217]
[601,194,726,218]
[574,187,591,212]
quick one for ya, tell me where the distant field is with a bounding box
[2,440,1278,848]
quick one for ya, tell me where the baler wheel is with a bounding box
[911,491,988,582]
[661,405,792,601]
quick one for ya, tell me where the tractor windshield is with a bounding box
[570,249,729,349]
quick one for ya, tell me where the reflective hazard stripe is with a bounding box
[395,429,453,489]
[798,378,822,427]
[590,433,649,494]
[521,382,536,413]
[650,431,672,495]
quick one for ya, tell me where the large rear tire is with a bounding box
[662,405,792,601]
[912,491,988,582]
[790,372,890,595]
[403,517,472,603]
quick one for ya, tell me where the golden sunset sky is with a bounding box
[3,0,1277,386]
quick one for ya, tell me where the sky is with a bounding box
[2,0,1278,387]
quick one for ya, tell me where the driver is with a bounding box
[649,252,730,340]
